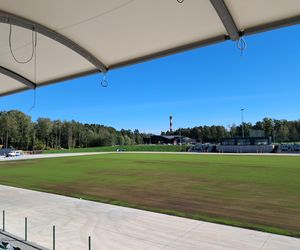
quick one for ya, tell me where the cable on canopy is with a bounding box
[9,22,37,64]
[28,89,36,111]
[237,37,247,56]
[101,73,108,87]
[28,26,38,111]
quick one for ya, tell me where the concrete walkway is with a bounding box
[0,185,299,250]
[1,151,299,163]
[0,152,110,161]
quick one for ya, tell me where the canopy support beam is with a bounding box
[244,15,300,36]
[210,0,240,41]
[0,10,107,73]
[0,66,36,89]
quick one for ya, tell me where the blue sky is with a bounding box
[1,25,300,134]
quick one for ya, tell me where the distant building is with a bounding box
[143,135,195,145]
[220,137,272,146]
[217,137,274,153]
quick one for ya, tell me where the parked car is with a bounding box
[116,148,126,152]
[7,151,22,157]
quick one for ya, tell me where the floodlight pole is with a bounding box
[179,129,182,151]
[241,109,245,138]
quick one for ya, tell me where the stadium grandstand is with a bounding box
[216,137,274,153]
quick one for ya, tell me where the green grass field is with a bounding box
[0,153,299,237]
[43,145,188,153]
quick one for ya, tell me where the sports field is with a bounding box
[0,153,299,237]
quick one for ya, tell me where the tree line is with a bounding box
[0,110,299,150]
[162,117,300,143]
[0,110,144,150]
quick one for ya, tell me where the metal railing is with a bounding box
[1,210,92,250]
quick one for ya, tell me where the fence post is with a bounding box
[53,225,55,250]
[2,210,5,231]
[88,236,91,250]
[25,217,28,241]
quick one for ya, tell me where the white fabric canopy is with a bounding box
[0,0,300,96]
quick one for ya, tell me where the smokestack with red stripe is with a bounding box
[169,115,173,133]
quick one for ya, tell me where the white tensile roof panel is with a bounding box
[0,0,300,96]
[225,0,300,31]
[61,0,224,65]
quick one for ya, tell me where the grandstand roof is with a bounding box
[0,0,300,96]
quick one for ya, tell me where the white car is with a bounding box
[7,151,22,157]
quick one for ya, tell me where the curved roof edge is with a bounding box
[0,10,108,73]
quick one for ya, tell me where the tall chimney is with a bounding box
[169,115,173,133]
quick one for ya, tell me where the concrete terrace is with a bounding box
[0,185,299,250]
